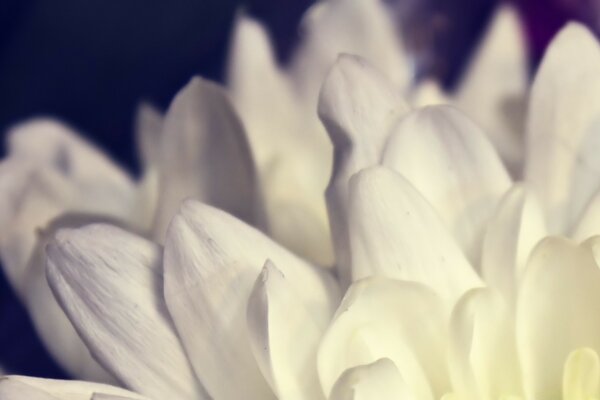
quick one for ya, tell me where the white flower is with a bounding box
[4,14,600,400]
[0,0,411,381]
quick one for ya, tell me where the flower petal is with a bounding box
[227,16,334,266]
[318,277,448,400]
[347,166,481,304]
[135,102,163,170]
[562,348,600,400]
[517,237,600,399]
[0,165,114,382]
[382,105,511,264]
[163,200,340,400]
[455,5,527,175]
[524,23,600,233]
[0,376,148,400]
[571,190,600,241]
[247,261,327,400]
[290,0,410,103]
[6,118,136,219]
[319,54,409,285]
[329,358,414,400]
[152,77,263,241]
[480,184,546,303]
[46,224,205,400]
[449,288,522,400]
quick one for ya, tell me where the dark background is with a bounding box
[0,0,590,379]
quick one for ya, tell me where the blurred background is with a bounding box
[0,0,595,379]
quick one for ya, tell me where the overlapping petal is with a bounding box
[163,200,339,399]
[46,224,205,399]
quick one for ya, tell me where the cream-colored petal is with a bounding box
[135,102,163,170]
[449,288,522,400]
[571,189,600,241]
[562,348,600,400]
[226,16,334,266]
[0,376,147,400]
[318,277,448,400]
[247,261,327,400]
[481,184,546,302]
[348,166,481,304]
[319,55,409,285]
[6,118,136,219]
[455,5,528,175]
[0,165,114,383]
[524,23,600,233]
[163,200,340,400]
[382,105,511,264]
[46,224,205,400]
[411,80,449,108]
[329,358,414,400]
[152,77,263,241]
[290,0,410,105]
[226,16,297,170]
[517,237,600,399]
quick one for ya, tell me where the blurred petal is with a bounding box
[152,77,263,241]
[562,348,600,400]
[456,5,528,175]
[329,358,414,400]
[47,224,205,400]
[0,164,114,382]
[348,166,481,304]
[572,190,600,240]
[290,0,410,104]
[318,277,448,400]
[135,102,163,169]
[517,237,600,399]
[0,376,147,400]
[411,80,449,107]
[382,105,511,264]
[448,288,521,400]
[163,200,340,399]
[481,184,546,302]
[525,23,600,233]
[6,118,136,219]
[226,16,296,169]
[319,54,409,285]
[247,261,326,400]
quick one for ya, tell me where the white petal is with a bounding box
[481,184,546,302]
[6,118,136,219]
[226,16,334,267]
[455,5,528,175]
[382,105,512,264]
[163,200,340,400]
[135,102,163,169]
[562,348,600,400]
[411,80,449,108]
[517,237,600,399]
[247,261,327,400]
[319,54,409,285]
[448,288,522,400]
[46,224,205,400]
[524,23,600,233]
[348,166,482,304]
[290,0,410,104]
[0,166,114,382]
[226,16,296,170]
[0,376,147,400]
[571,189,600,241]
[318,277,448,400]
[152,77,263,241]
[329,358,414,400]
